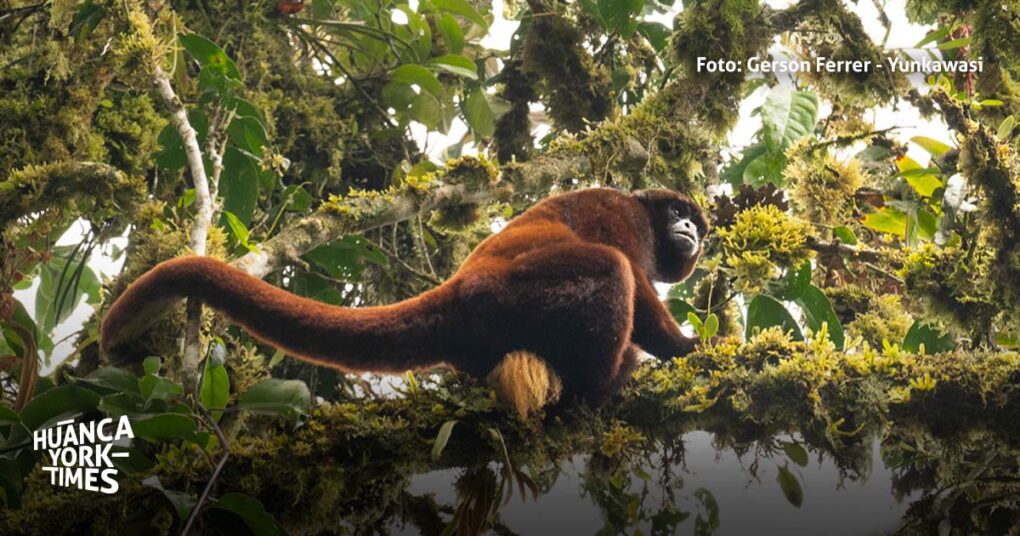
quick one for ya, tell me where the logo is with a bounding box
[32,416,134,494]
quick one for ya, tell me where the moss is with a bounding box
[716,204,814,293]
[0,162,146,230]
[493,59,538,163]
[93,93,167,176]
[900,243,998,338]
[670,0,769,133]
[785,140,865,226]
[521,14,614,132]
[788,0,908,108]
[845,294,915,348]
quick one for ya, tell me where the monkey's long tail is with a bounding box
[100,256,454,372]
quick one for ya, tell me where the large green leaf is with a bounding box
[746,295,803,341]
[796,285,845,350]
[463,89,495,138]
[598,0,643,36]
[132,413,198,443]
[436,14,464,54]
[760,88,818,155]
[20,385,101,430]
[862,207,907,237]
[427,55,478,79]
[179,33,240,80]
[390,64,444,97]
[236,379,311,419]
[143,476,197,520]
[200,345,230,420]
[432,0,489,29]
[902,321,955,353]
[214,493,285,536]
[219,146,262,226]
[896,155,943,197]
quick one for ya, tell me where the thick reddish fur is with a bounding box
[101,188,708,402]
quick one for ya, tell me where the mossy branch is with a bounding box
[231,150,604,278]
[0,161,144,229]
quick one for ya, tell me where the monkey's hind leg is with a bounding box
[505,242,637,405]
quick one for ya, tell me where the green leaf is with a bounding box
[200,349,230,421]
[637,22,670,52]
[896,155,943,197]
[746,295,803,341]
[463,89,495,138]
[779,261,811,300]
[223,211,258,253]
[862,207,907,237]
[686,311,704,333]
[111,446,155,474]
[667,299,697,324]
[795,285,845,350]
[937,37,971,50]
[20,385,101,430]
[436,14,465,54]
[703,313,719,339]
[143,476,197,520]
[411,91,443,129]
[81,367,141,395]
[432,0,489,29]
[781,442,809,467]
[431,420,458,461]
[236,379,311,419]
[428,54,478,79]
[902,321,955,353]
[132,413,197,443]
[390,64,444,97]
[760,88,819,155]
[598,0,643,36]
[833,226,858,245]
[179,33,241,80]
[304,235,387,282]
[220,146,262,226]
[70,1,106,42]
[997,115,1016,140]
[910,136,952,157]
[214,493,285,536]
[915,27,950,47]
[776,464,804,507]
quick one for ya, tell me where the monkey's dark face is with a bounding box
[634,189,710,282]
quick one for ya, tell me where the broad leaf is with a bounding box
[428,55,478,79]
[760,88,818,155]
[236,379,311,419]
[214,493,285,536]
[902,321,955,353]
[746,295,803,341]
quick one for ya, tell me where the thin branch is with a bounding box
[180,406,231,536]
[152,64,215,397]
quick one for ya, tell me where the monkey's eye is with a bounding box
[671,206,684,217]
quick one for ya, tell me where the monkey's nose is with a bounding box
[677,218,697,236]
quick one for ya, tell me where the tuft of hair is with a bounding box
[486,350,562,418]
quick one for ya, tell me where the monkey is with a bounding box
[101,188,709,415]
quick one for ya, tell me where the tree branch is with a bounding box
[152,65,215,396]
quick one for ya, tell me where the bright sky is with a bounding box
[18,1,945,373]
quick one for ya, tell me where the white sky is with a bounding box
[17,1,946,372]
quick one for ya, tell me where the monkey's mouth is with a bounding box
[672,230,699,247]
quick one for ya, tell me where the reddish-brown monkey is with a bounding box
[101,188,709,408]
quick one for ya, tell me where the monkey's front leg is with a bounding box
[629,270,698,360]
